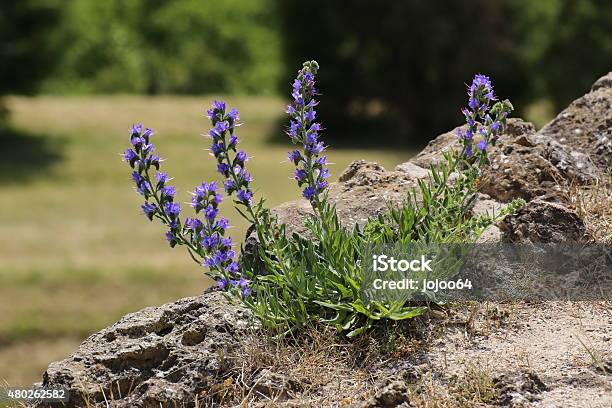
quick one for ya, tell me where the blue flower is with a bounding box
[136,181,151,197]
[464,145,474,158]
[206,101,255,210]
[295,168,307,182]
[217,278,230,290]
[237,189,253,204]
[184,217,202,230]
[227,262,240,273]
[459,74,511,159]
[228,107,239,121]
[142,128,154,140]
[303,186,317,200]
[288,150,301,164]
[132,171,143,185]
[477,140,487,152]
[156,172,169,184]
[202,234,219,250]
[211,142,224,156]
[164,202,181,219]
[217,163,230,176]
[142,202,156,221]
[204,205,218,221]
[124,124,242,282]
[235,151,248,164]
[213,100,226,112]
[130,123,143,135]
[130,136,144,148]
[165,230,177,248]
[124,149,137,167]
[224,179,235,193]
[161,185,176,200]
[216,218,229,230]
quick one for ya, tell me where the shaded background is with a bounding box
[1,0,610,387]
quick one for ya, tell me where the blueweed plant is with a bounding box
[124,62,524,336]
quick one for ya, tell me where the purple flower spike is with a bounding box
[286,61,329,205]
[459,74,512,160]
[205,101,255,209]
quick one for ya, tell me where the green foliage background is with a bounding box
[2,0,611,141]
[43,0,282,95]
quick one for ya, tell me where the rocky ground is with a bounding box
[31,73,611,407]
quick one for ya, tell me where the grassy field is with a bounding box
[0,95,415,386]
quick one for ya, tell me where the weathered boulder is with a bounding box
[535,71,612,177]
[406,118,572,203]
[499,200,586,243]
[35,293,255,408]
[479,138,567,203]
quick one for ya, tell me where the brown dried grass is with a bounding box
[569,174,612,243]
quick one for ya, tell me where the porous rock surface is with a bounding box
[500,199,586,243]
[33,73,611,407]
[34,293,254,408]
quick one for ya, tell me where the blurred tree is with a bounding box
[0,0,61,95]
[278,0,528,145]
[518,0,612,111]
[45,0,282,94]
[0,0,61,126]
[278,0,611,146]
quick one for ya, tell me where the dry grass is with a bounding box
[194,322,432,407]
[569,173,612,243]
[212,328,375,406]
[408,361,497,408]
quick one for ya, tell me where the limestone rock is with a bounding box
[479,141,567,203]
[535,71,612,177]
[499,200,586,243]
[394,161,431,179]
[470,193,504,218]
[34,292,255,408]
[405,118,573,203]
[352,380,411,408]
[591,71,612,91]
